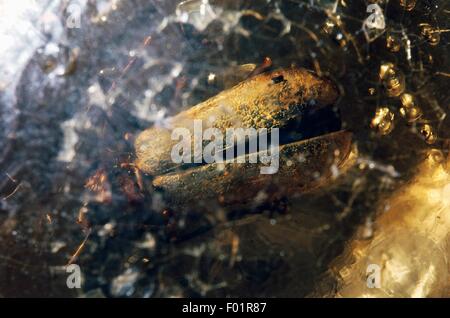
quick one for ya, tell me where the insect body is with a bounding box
[135,68,354,210]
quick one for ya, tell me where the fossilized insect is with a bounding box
[135,68,355,210]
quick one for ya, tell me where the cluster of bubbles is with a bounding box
[369,2,444,145]
[372,62,438,144]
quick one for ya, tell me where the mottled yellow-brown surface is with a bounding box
[153,131,354,209]
[135,67,339,176]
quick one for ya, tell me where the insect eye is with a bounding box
[271,75,285,84]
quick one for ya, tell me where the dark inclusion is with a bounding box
[271,74,286,84]
[278,105,342,146]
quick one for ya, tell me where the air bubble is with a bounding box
[386,33,401,53]
[420,23,440,46]
[419,124,437,144]
[379,63,405,97]
[399,0,416,11]
[399,93,422,122]
[371,107,395,135]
